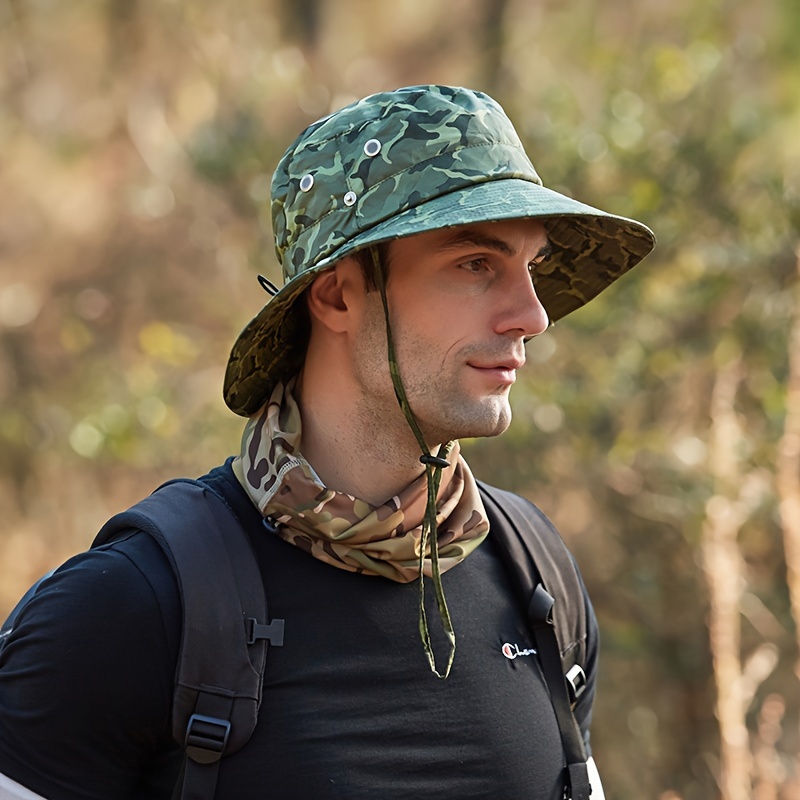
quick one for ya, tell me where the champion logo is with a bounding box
[501,642,537,660]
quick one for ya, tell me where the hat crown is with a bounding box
[271,85,542,281]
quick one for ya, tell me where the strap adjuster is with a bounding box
[566,664,587,705]
[185,714,231,764]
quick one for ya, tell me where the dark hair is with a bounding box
[352,242,392,291]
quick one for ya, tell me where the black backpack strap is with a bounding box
[478,481,590,800]
[478,482,587,666]
[93,479,284,800]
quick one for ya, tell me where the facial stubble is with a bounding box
[351,296,513,453]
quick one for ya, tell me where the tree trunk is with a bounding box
[702,359,752,800]
[775,245,800,794]
[776,246,800,679]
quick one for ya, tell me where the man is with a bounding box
[0,85,655,799]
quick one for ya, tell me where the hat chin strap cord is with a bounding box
[370,247,456,679]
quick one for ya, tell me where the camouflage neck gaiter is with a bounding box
[234,378,490,583]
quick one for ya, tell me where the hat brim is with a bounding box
[224,178,655,416]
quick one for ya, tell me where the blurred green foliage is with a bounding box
[1,1,799,797]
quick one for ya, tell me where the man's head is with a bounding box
[223,84,655,417]
[304,218,551,447]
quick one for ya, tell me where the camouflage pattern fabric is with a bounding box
[224,84,656,416]
[233,378,490,583]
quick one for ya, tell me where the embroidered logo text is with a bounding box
[501,642,537,660]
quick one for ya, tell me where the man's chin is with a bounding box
[470,415,512,440]
[424,406,512,444]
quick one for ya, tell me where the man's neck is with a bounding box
[295,375,449,507]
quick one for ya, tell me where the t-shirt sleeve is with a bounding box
[0,532,182,800]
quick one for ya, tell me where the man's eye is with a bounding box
[460,258,488,273]
[528,259,546,282]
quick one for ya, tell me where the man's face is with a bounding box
[351,218,551,446]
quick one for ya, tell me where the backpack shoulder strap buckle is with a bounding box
[246,617,285,646]
[566,664,587,705]
[185,714,232,764]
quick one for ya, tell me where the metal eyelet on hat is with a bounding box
[363,139,381,157]
[299,174,314,192]
[343,191,357,206]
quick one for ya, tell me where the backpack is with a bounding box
[1,478,591,800]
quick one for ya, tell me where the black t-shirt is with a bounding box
[0,461,597,800]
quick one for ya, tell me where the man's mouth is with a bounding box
[467,359,525,386]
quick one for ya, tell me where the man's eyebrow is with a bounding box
[435,229,553,260]
[435,230,516,256]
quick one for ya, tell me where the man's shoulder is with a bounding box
[2,458,250,653]
[476,480,563,543]
[13,528,181,644]
[83,458,258,618]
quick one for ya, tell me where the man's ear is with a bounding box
[306,258,364,334]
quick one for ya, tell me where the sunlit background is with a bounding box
[2,1,799,798]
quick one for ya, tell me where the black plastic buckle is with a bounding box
[566,664,587,705]
[529,584,555,626]
[563,761,592,799]
[246,617,285,646]
[185,714,231,764]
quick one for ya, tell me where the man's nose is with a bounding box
[495,270,550,340]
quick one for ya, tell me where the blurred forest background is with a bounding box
[1,0,799,797]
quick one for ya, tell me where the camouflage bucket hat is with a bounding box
[224,84,656,416]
